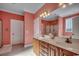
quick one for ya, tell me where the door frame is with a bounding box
[10,19,24,46]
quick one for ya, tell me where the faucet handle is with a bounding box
[72,33,74,35]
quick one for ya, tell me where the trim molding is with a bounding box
[24,44,32,48]
[12,43,24,46]
[0,9,23,16]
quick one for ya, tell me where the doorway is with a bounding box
[10,19,24,45]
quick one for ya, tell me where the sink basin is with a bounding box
[55,41,65,46]
[39,37,44,39]
[67,48,74,50]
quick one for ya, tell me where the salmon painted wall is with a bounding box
[58,17,64,36]
[0,11,24,45]
[24,12,34,45]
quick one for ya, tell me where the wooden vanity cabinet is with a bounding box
[39,41,60,56]
[49,45,56,56]
[33,38,40,56]
[40,41,49,56]
[49,45,61,56]
[60,49,78,56]
[33,38,78,56]
[49,46,78,56]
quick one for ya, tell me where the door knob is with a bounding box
[12,33,14,35]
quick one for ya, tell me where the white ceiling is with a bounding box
[44,3,79,21]
[0,3,79,20]
[44,14,58,21]
[54,3,79,17]
[0,3,44,15]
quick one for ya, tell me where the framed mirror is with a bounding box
[65,16,79,39]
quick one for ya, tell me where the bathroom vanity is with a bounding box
[33,37,79,56]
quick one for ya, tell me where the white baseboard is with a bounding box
[12,43,24,46]
[24,44,32,48]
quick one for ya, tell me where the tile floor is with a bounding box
[0,44,36,56]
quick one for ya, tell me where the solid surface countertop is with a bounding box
[34,36,79,55]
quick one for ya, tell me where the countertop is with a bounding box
[34,36,79,55]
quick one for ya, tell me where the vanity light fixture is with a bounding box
[59,3,67,8]
[39,10,50,18]
[59,3,72,8]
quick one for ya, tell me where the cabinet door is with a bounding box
[61,49,77,56]
[49,45,59,56]
[33,38,40,56]
[50,48,56,56]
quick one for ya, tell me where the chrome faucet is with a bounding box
[65,34,74,44]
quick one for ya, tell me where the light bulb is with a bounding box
[62,4,66,8]
[59,3,63,6]
[40,14,42,17]
[40,13,44,17]
[43,15,46,18]
[44,11,47,15]
[69,3,72,5]
[47,13,50,16]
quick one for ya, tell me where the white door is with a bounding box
[11,19,24,45]
[0,21,2,47]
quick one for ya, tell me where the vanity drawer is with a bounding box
[40,41,49,48]
[40,41,49,56]
[40,49,49,56]
[40,45,48,52]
